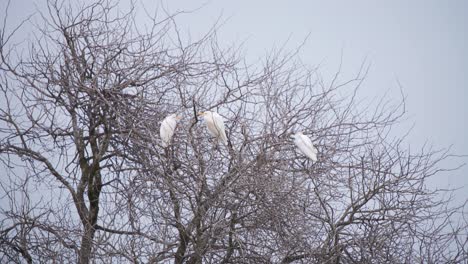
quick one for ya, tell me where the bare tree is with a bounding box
[0,0,466,263]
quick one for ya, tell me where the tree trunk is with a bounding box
[79,224,96,264]
[78,170,102,263]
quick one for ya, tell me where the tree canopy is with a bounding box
[0,1,466,263]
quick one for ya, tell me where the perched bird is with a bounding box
[291,131,318,162]
[160,113,182,147]
[198,111,228,145]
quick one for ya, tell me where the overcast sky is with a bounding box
[140,0,468,205]
[4,0,467,203]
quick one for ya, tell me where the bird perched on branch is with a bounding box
[160,113,182,147]
[198,111,228,145]
[291,131,318,162]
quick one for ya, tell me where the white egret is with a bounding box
[291,131,318,162]
[160,113,182,147]
[198,111,228,145]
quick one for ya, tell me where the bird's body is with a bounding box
[160,114,181,147]
[292,132,318,162]
[198,111,228,145]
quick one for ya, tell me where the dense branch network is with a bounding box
[0,0,466,263]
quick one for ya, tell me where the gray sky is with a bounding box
[4,0,467,203]
[149,0,468,203]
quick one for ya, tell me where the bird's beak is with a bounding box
[197,112,204,116]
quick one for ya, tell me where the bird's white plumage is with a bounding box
[160,114,180,147]
[200,111,228,145]
[292,132,318,162]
